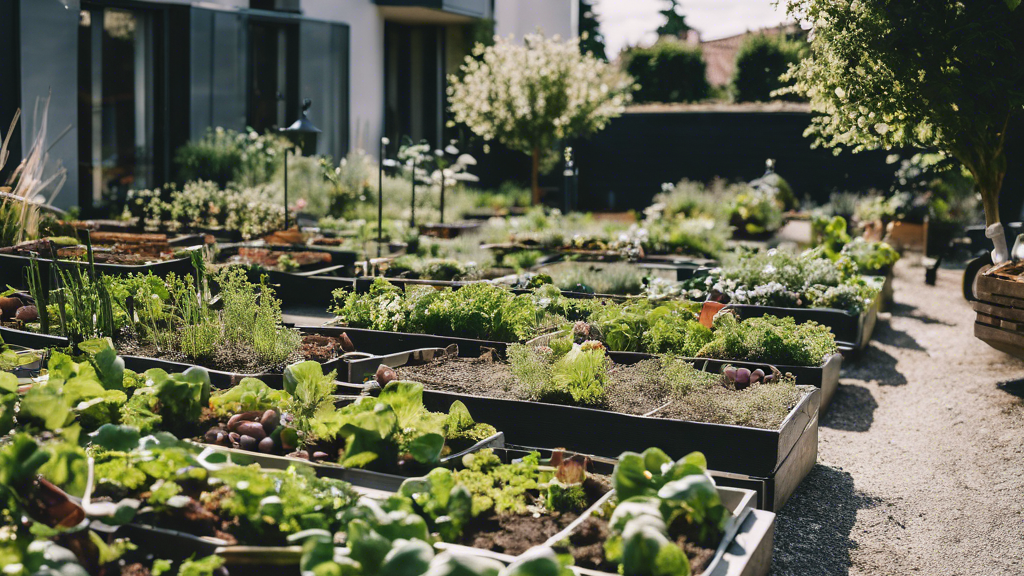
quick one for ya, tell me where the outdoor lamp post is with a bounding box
[279,98,321,229]
[378,136,389,258]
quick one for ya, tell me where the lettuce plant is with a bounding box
[604,448,731,576]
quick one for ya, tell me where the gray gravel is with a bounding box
[770,258,1024,575]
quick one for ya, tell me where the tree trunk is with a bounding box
[961,143,1009,259]
[531,147,541,205]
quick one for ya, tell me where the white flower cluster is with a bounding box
[447,33,633,154]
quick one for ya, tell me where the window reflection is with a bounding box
[77,6,153,209]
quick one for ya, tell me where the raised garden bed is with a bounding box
[0,250,195,288]
[308,326,841,411]
[973,261,1024,359]
[438,487,770,576]
[218,242,358,275]
[726,299,879,354]
[328,337,818,511]
[420,222,484,239]
[413,387,818,512]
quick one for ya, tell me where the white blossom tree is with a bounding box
[447,33,632,204]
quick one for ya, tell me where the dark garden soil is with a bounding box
[568,515,716,575]
[397,355,801,428]
[398,355,675,416]
[121,564,151,576]
[459,510,579,556]
[117,338,302,374]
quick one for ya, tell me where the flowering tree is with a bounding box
[448,33,632,204]
[779,0,1024,261]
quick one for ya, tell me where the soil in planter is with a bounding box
[397,354,804,429]
[117,333,344,375]
[568,515,716,575]
[460,510,580,556]
[455,473,613,556]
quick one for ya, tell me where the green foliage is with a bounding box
[443,400,498,450]
[504,250,544,272]
[811,215,852,259]
[548,344,609,405]
[656,0,692,37]
[840,238,900,274]
[121,367,211,436]
[177,556,226,576]
[90,436,361,544]
[400,450,550,540]
[613,448,708,501]
[587,299,703,354]
[282,361,342,445]
[579,0,607,60]
[706,247,879,313]
[732,33,806,102]
[624,41,710,103]
[697,313,836,367]
[174,126,289,188]
[779,0,1024,226]
[218,268,302,366]
[209,377,288,418]
[605,448,729,575]
[727,187,784,236]
[332,278,555,342]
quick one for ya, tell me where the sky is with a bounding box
[593,0,791,58]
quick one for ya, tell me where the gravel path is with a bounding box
[770,259,1024,575]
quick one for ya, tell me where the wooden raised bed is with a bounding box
[973,261,1024,359]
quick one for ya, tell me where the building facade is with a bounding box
[0,0,575,211]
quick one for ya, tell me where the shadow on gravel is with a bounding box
[770,465,879,576]
[888,301,955,327]
[873,316,926,352]
[846,345,908,386]
[821,383,877,432]
[997,378,1024,402]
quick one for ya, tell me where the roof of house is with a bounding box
[698,23,802,86]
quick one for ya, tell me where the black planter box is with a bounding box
[0,252,195,288]
[119,353,348,389]
[323,333,820,512]
[0,326,69,349]
[419,386,817,512]
[727,299,879,353]
[306,326,841,413]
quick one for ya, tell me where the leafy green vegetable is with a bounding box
[697,313,837,367]
[604,448,730,576]
[209,377,287,417]
[282,361,342,445]
[613,448,708,501]
[121,367,210,436]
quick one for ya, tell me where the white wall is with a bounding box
[303,0,384,158]
[494,0,577,41]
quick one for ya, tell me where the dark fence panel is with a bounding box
[467,110,1024,221]
[572,111,898,211]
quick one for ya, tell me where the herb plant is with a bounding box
[704,247,880,313]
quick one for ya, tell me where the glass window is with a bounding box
[248,20,298,133]
[77,6,155,209]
